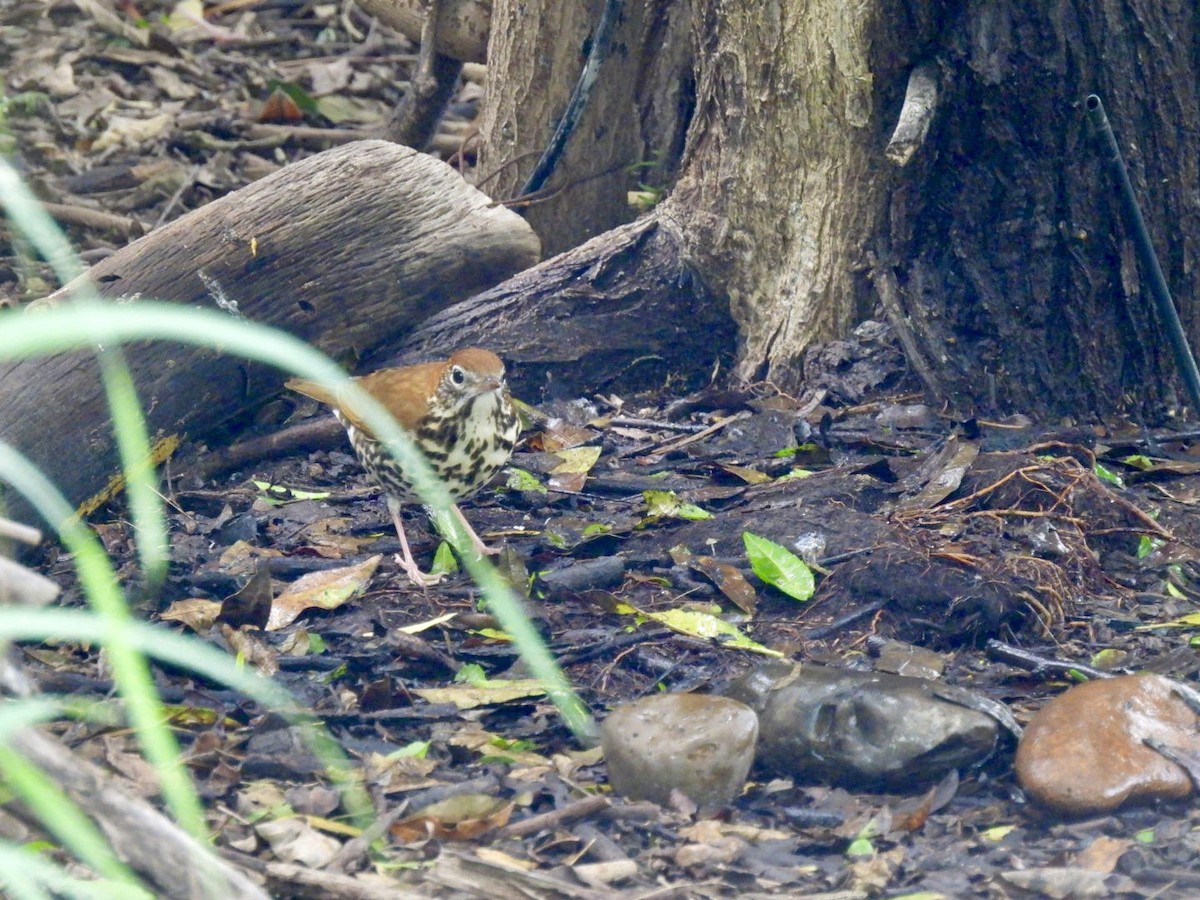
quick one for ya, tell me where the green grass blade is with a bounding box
[95,349,169,588]
[0,839,154,900]
[0,441,204,837]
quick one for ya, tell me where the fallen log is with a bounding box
[0,140,539,524]
[386,214,739,402]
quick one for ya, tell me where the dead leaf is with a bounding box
[391,795,514,842]
[1073,835,1133,874]
[718,463,772,484]
[255,817,340,867]
[894,435,980,510]
[534,419,596,451]
[221,624,279,675]
[160,598,222,632]
[220,561,273,630]
[412,679,546,710]
[670,545,758,614]
[219,540,282,576]
[266,555,381,630]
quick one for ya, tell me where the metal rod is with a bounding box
[1085,94,1200,415]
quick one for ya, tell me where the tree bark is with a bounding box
[659,1,900,388]
[386,216,737,399]
[0,141,539,522]
[884,0,1200,418]
[478,0,693,255]
[478,0,1200,419]
[354,0,492,63]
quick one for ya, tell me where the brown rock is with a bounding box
[601,694,758,810]
[1015,674,1200,815]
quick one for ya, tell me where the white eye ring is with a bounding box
[450,366,467,386]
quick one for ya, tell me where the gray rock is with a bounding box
[726,661,1000,789]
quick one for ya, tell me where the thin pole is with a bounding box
[1085,94,1200,414]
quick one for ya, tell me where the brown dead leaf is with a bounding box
[1073,835,1133,873]
[219,540,281,576]
[670,545,758,614]
[259,87,303,123]
[717,463,772,484]
[533,419,596,452]
[221,624,279,675]
[160,598,222,632]
[391,795,514,842]
[266,554,381,630]
[548,471,587,493]
[220,561,273,630]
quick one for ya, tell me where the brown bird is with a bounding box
[286,348,520,586]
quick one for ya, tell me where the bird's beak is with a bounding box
[480,376,503,393]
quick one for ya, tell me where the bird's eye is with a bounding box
[450,366,467,386]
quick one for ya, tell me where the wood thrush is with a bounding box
[286,348,520,586]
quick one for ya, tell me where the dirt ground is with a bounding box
[6,3,1200,897]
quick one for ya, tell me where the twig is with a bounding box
[984,639,1113,680]
[0,517,41,545]
[40,201,145,235]
[496,794,610,840]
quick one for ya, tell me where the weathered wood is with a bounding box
[5,726,269,899]
[0,140,539,523]
[353,0,491,63]
[385,214,738,400]
[477,0,693,256]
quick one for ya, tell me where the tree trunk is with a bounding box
[478,0,1200,420]
[478,0,693,256]
[659,1,901,388]
[885,0,1199,418]
[386,216,737,399]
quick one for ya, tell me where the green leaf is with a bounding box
[389,740,431,759]
[743,532,814,601]
[676,502,713,520]
[641,608,782,657]
[266,80,318,114]
[252,480,331,503]
[505,467,547,493]
[845,837,874,858]
[980,824,1017,841]
[430,541,459,577]
[1093,462,1124,488]
[643,490,712,521]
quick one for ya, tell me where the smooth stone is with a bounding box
[601,694,758,809]
[1015,673,1200,814]
[726,662,1000,789]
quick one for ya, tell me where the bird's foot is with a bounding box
[394,553,446,587]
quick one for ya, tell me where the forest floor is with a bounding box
[5,2,1200,898]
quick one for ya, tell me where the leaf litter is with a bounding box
[7,4,1200,897]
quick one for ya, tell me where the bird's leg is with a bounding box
[389,499,444,587]
[428,504,502,560]
[451,504,502,558]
